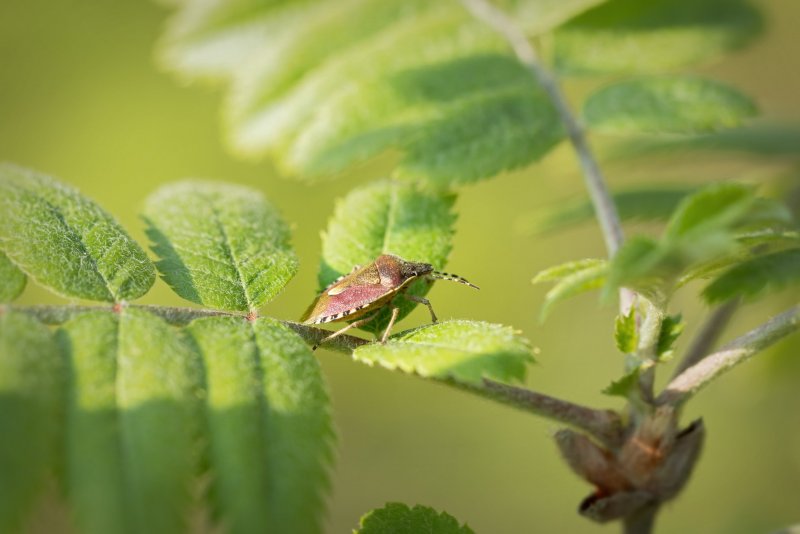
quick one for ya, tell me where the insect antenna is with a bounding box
[429,271,479,290]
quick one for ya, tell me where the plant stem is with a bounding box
[623,504,659,534]
[671,299,739,379]
[658,304,800,407]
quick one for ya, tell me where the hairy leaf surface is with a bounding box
[61,310,205,534]
[0,312,62,533]
[158,0,608,184]
[353,320,533,385]
[554,0,762,74]
[0,164,155,301]
[144,180,298,311]
[319,180,456,333]
[0,251,26,302]
[584,77,757,134]
[186,316,333,534]
[356,502,475,534]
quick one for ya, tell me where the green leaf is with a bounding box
[186,316,333,534]
[356,502,475,534]
[78,308,201,534]
[159,0,598,184]
[0,312,63,533]
[554,0,763,75]
[664,183,755,240]
[59,311,128,534]
[608,123,800,160]
[143,180,298,312]
[615,310,637,354]
[606,236,671,300]
[703,248,800,304]
[353,320,533,386]
[584,77,757,135]
[522,187,695,234]
[602,368,641,399]
[0,251,26,302]
[657,314,684,359]
[533,258,606,283]
[319,180,456,334]
[0,163,155,301]
[537,261,608,320]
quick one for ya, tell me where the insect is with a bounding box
[301,254,478,350]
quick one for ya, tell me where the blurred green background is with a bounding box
[2,1,799,532]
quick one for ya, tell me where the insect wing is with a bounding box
[302,263,388,323]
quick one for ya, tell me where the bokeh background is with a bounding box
[2,1,799,532]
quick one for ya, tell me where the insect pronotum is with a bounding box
[301,254,478,350]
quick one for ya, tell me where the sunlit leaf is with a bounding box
[356,502,475,534]
[158,0,605,184]
[0,163,155,301]
[703,248,800,304]
[186,316,333,534]
[0,251,26,302]
[664,183,755,240]
[353,320,533,385]
[584,77,757,135]
[0,312,62,533]
[554,0,763,74]
[143,180,298,312]
[533,258,606,283]
[318,180,456,333]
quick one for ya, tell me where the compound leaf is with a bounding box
[584,77,757,135]
[186,316,333,534]
[353,320,533,386]
[158,0,603,185]
[0,251,26,302]
[0,163,155,302]
[356,502,475,534]
[703,248,800,304]
[144,180,298,312]
[554,0,763,75]
[0,312,62,533]
[319,180,456,333]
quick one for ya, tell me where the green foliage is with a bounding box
[703,248,800,304]
[525,187,695,234]
[155,0,618,184]
[584,77,757,134]
[0,312,62,533]
[356,502,475,534]
[186,316,333,534]
[614,310,637,354]
[144,181,298,312]
[319,180,456,333]
[554,0,762,74]
[533,259,608,319]
[657,314,684,358]
[0,251,26,302]
[607,184,790,299]
[353,320,533,385]
[0,163,155,302]
[602,368,642,399]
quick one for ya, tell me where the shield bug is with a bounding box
[301,254,478,349]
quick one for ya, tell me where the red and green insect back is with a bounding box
[301,254,478,349]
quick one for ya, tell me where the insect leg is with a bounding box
[405,294,438,323]
[380,306,401,344]
[312,312,378,351]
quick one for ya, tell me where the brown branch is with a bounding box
[658,305,800,407]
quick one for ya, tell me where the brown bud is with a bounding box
[555,429,630,494]
[579,490,654,523]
